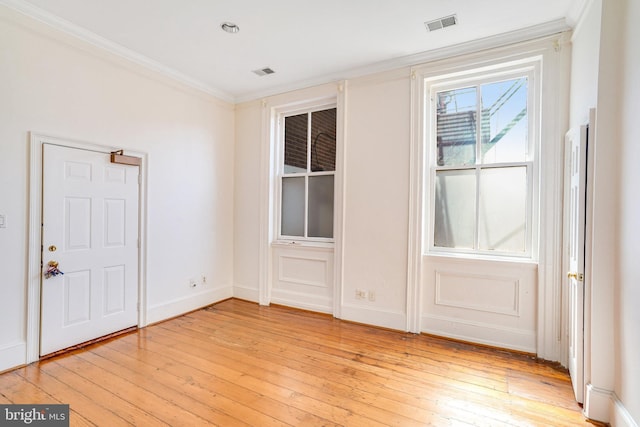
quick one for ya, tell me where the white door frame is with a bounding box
[26,133,148,363]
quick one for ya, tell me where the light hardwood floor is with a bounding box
[1,298,603,426]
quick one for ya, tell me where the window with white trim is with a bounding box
[427,66,538,257]
[279,106,336,241]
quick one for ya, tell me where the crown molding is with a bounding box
[2,0,571,106]
[235,18,571,103]
[0,0,235,103]
[566,0,591,28]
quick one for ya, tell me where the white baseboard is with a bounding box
[232,284,259,303]
[611,393,639,427]
[0,341,26,373]
[146,286,233,325]
[421,314,536,353]
[270,289,332,314]
[341,304,406,331]
[584,383,612,423]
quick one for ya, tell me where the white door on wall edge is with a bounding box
[565,124,588,404]
[40,143,139,356]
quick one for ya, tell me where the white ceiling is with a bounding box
[5,0,583,103]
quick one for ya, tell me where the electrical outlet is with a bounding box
[368,291,376,301]
[201,275,207,286]
[355,289,366,299]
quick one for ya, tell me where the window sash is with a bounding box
[430,162,533,257]
[278,106,336,242]
[427,68,536,258]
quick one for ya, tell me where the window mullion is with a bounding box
[305,113,312,238]
[474,85,482,250]
[475,166,481,251]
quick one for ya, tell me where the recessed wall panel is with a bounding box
[279,256,328,288]
[435,270,519,316]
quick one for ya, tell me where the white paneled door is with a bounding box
[566,125,588,403]
[40,144,139,356]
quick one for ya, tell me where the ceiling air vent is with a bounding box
[252,67,275,76]
[425,14,458,32]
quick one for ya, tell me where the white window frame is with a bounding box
[276,102,337,244]
[425,62,541,260]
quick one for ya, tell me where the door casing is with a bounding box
[27,133,148,363]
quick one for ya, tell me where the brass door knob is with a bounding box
[567,271,584,281]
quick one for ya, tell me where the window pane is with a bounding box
[434,170,476,249]
[284,113,308,173]
[281,177,305,237]
[436,87,477,166]
[311,108,336,172]
[308,175,334,238]
[478,167,527,252]
[480,78,528,163]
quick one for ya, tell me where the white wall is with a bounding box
[233,71,412,328]
[339,70,411,329]
[568,0,607,418]
[233,101,263,302]
[615,0,640,424]
[570,0,640,424]
[0,6,235,371]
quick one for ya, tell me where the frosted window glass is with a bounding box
[480,78,528,163]
[436,87,477,166]
[281,177,305,237]
[434,170,476,248]
[284,113,308,174]
[478,167,527,252]
[308,175,334,238]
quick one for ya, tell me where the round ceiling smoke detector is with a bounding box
[221,22,239,34]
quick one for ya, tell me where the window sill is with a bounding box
[272,240,334,250]
[424,251,537,267]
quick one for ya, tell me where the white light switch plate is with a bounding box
[0,214,6,228]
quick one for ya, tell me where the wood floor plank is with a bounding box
[0,299,600,426]
[16,363,132,427]
[88,343,324,427]
[164,306,580,424]
[144,326,441,426]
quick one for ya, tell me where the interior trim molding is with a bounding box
[421,313,536,353]
[0,0,234,103]
[146,287,233,325]
[584,383,612,423]
[341,304,406,332]
[232,284,260,303]
[234,19,570,103]
[0,342,26,373]
[0,0,570,105]
[270,291,332,315]
[611,393,639,427]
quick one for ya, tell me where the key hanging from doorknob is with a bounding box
[44,260,64,279]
